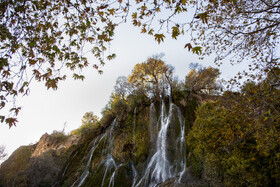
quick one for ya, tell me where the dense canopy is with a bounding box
[1,0,279,126]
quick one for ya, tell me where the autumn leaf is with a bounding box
[154,34,165,44]
[132,12,137,19]
[172,26,180,39]
[73,73,85,81]
[45,78,58,90]
[2,70,10,78]
[5,117,18,128]
[192,46,202,55]
[148,29,154,35]
[19,82,29,93]
[141,26,147,33]
[0,116,5,123]
[10,107,21,116]
[107,53,116,60]
[184,43,192,51]
[0,102,5,109]
[197,12,208,24]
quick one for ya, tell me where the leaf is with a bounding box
[0,101,5,109]
[132,12,137,19]
[184,43,192,51]
[148,29,154,35]
[141,26,147,33]
[29,58,36,65]
[107,53,116,60]
[197,12,208,24]
[19,82,29,93]
[192,46,202,55]
[73,73,85,81]
[181,0,187,5]
[2,70,10,78]
[45,79,58,90]
[0,116,5,123]
[154,34,165,44]
[108,8,115,15]
[5,117,18,128]
[172,26,180,39]
[10,107,21,116]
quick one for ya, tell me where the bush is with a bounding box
[51,130,68,142]
[71,122,100,136]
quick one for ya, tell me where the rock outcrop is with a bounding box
[0,133,80,187]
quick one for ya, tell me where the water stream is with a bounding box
[71,133,106,187]
[71,101,186,187]
[135,102,186,187]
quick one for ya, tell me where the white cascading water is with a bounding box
[70,133,106,187]
[71,100,186,187]
[71,119,118,187]
[131,163,138,187]
[99,119,119,187]
[135,102,186,187]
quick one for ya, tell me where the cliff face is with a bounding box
[51,98,199,187]
[0,133,80,187]
[0,95,200,187]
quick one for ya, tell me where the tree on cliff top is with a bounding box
[185,65,221,94]
[128,55,174,100]
[1,0,279,127]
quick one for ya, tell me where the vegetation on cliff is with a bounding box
[187,68,280,186]
[1,57,279,187]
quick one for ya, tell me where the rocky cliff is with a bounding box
[0,133,80,187]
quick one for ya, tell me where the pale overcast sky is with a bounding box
[0,21,246,158]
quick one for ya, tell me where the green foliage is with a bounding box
[51,130,68,142]
[71,112,99,135]
[81,112,99,125]
[187,74,280,186]
[111,99,129,119]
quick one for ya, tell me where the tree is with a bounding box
[192,0,280,66]
[81,112,99,125]
[1,0,279,126]
[128,55,174,100]
[71,112,99,135]
[0,0,120,127]
[114,76,134,100]
[187,72,280,186]
[185,65,221,94]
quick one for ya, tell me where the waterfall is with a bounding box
[71,119,117,187]
[70,101,186,187]
[71,133,106,187]
[149,103,157,153]
[131,163,138,187]
[135,102,186,187]
[97,119,119,187]
[101,155,117,187]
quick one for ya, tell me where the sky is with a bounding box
[0,20,247,159]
